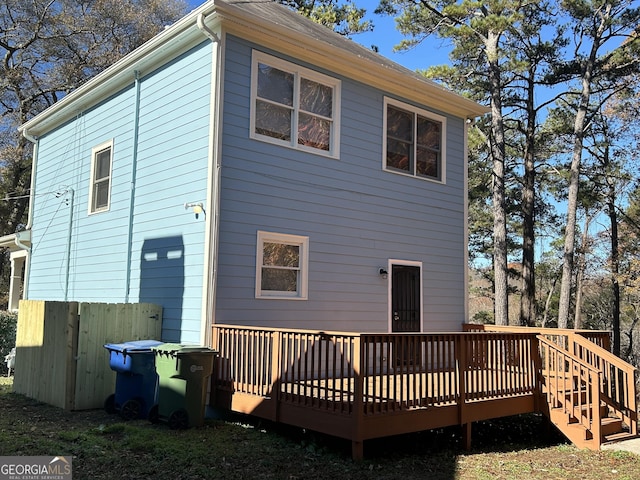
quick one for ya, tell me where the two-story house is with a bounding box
[18,0,487,345]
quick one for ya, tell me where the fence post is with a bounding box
[65,302,79,411]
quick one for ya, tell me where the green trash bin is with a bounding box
[152,343,217,429]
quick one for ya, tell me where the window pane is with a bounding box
[255,100,292,141]
[300,78,332,117]
[263,242,300,267]
[257,63,293,106]
[93,181,109,209]
[95,149,111,180]
[417,148,439,178]
[386,138,411,172]
[261,268,298,292]
[298,113,330,151]
[387,106,412,142]
[417,116,441,150]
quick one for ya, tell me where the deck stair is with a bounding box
[538,334,638,450]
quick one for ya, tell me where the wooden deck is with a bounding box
[210,324,637,459]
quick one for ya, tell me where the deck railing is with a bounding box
[212,325,540,458]
[463,324,611,351]
[213,326,539,410]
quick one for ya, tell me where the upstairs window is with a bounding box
[384,99,446,182]
[256,231,309,300]
[251,51,340,158]
[88,140,113,214]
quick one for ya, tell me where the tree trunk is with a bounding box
[606,161,621,356]
[542,276,558,328]
[520,69,537,327]
[557,113,585,329]
[487,31,509,326]
[557,4,609,329]
[573,214,592,330]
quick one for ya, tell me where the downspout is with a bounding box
[21,129,38,230]
[64,188,75,301]
[125,71,142,302]
[13,233,29,252]
[197,12,222,346]
[19,128,39,299]
[197,13,220,43]
[463,118,471,325]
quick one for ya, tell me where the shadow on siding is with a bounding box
[140,236,184,342]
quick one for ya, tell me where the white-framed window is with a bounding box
[256,231,309,300]
[383,98,446,182]
[88,140,113,214]
[251,50,341,158]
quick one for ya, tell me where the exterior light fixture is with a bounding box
[379,268,388,279]
[185,202,205,219]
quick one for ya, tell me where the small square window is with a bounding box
[256,231,309,299]
[384,99,446,182]
[88,140,113,214]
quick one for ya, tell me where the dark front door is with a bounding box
[391,264,422,368]
[391,265,421,333]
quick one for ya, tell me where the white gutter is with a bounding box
[18,1,220,138]
[196,12,223,346]
[19,0,486,140]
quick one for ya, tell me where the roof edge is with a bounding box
[20,0,488,138]
[20,2,221,138]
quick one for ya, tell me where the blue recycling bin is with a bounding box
[104,340,163,421]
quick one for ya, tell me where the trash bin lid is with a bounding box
[104,339,163,353]
[151,343,216,355]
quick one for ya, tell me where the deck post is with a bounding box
[531,335,543,412]
[210,326,220,407]
[462,422,472,450]
[352,335,364,460]
[457,335,471,450]
[351,441,363,461]
[457,334,467,425]
[271,330,282,422]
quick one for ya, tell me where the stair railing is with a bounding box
[569,334,638,436]
[538,335,602,445]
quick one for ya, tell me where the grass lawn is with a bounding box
[0,377,639,479]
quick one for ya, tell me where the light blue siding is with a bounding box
[27,29,470,343]
[28,41,214,343]
[214,36,467,333]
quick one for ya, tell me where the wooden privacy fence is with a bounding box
[14,300,162,410]
[211,325,540,459]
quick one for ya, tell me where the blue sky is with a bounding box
[187,0,453,72]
